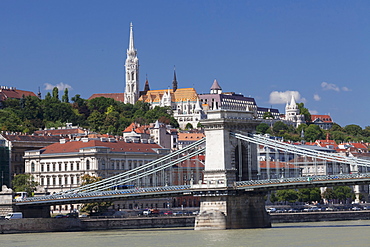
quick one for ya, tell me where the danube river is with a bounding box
[2,220,370,247]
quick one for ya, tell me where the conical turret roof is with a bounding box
[210,79,222,90]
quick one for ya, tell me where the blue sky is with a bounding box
[1,0,369,128]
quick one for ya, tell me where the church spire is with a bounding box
[124,22,139,104]
[173,66,178,92]
[129,22,135,51]
[144,74,150,92]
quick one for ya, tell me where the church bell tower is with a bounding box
[124,22,139,104]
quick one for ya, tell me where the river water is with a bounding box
[2,220,370,247]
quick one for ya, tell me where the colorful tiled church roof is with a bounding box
[139,88,199,103]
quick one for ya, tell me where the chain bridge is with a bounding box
[12,110,370,229]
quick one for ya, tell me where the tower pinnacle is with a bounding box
[129,22,135,51]
[173,66,178,92]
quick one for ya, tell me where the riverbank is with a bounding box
[2,211,370,234]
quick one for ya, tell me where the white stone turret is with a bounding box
[124,22,140,104]
[285,95,305,127]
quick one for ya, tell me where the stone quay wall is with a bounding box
[1,211,370,234]
[270,211,370,223]
[0,216,196,234]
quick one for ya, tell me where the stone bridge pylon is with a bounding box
[193,109,271,230]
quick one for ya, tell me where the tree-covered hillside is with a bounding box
[256,121,370,144]
[0,88,178,135]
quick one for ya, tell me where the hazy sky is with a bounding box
[1,0,369,127]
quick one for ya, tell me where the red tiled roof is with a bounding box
[259,161,298,169]
[315,140,338,149]
[177,155,205,168]
[1,134,60,143]
[346,142,368,150]
[34,128,86,136]
[311,115,333,123]
[41,139,162,154]
[0,88,37,101]
[178,132,205,141]
[123,122,150,134]
[88,93,125,102]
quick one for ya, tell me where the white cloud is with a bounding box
[321,82,351,92]
[269,90,306,104]
[341,86,351,91]
[321,82,340,92]
[44,82,72,91]
[309,109,318,114]
[313,94,321,101]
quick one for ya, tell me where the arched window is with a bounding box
[86,160,90,170]
[31,162,35,172]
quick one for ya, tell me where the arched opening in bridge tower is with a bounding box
[234,142,258,181]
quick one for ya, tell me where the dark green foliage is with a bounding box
[12,174,39,197]
[298,188,321,203]
[275,189,299,203]
[297,102,311,122]
[322,186,354,204]
[0,93,179,135]
[79,175,112,214]
[262,111,274,119]
[304,124,324,142]
[62,88,69,103]
[256,123,270,134]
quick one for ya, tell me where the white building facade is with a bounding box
[24,138,169,195]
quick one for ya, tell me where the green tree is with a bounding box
[79,175,112,214]
[272,121,289,136]
[330,131,346,143]
[12,174,39,197]
[52,87,59,100]
[344,124,362,136]
[0,109,23,132]
[185,123,194,129]
[322,188,336,203]
[275,189,299,203]
[262,112,274,119]
[62,88,69,103]
[330,123,343,132]
[256,123,270,134]
[298,188,321,203]
[333,186,353,204]
[304,124,324,142]
[297,103,311,122]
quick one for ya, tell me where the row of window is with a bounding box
[31,161,91,173]
[40,175,81,186]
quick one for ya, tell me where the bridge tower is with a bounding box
[193,109,271,230]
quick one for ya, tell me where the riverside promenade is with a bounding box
[2,211,370,234]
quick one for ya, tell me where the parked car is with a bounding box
[5,212,23,220]
[173,211,183,216]
[164,211,173,216]
[54,214,68,218]
[288,208,300,213]
[266,208,276,213]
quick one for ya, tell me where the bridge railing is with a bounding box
[17,185,192,204]
[59,138,206,194]
[232,132,370,167]
[235,172,370,188]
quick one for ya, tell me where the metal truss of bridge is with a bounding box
[15,133,370,206]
